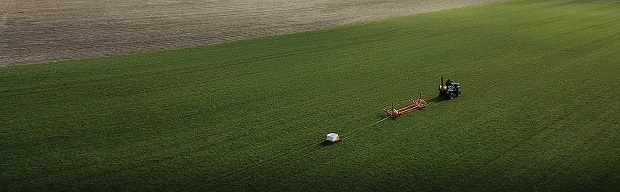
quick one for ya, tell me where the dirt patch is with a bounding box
[1,0,507,66]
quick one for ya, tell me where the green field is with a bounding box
[2,0,620,191]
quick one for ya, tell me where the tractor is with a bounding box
[438,76,461,100]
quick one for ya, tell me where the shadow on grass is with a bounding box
[428,96,450,103]
[318,140,339,147]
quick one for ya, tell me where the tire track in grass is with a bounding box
[193,115,390,190]
[469,29,620,188]
[222,116,393,190]
[148,75,392,189]
[536,104,620,189]
[177,76,394,168]
[473,95,594,177]
[193,138,324,191]
[523,31,620,188]
[173,71,394,155]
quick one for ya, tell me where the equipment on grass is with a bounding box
[383,92,427,117]
[326,133,341,143]
[438,76,461,99]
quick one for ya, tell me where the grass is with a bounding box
[2,0,620,191]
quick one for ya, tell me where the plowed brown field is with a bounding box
[1,0,506,66]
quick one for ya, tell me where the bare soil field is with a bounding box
[0,0,506,66]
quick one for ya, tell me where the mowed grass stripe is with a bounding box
[2,0,620,191]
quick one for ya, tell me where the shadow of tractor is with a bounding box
[428,95,450,103]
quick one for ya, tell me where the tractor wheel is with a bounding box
[449,93,455,99]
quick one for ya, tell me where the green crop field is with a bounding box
[2,0,620,191]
